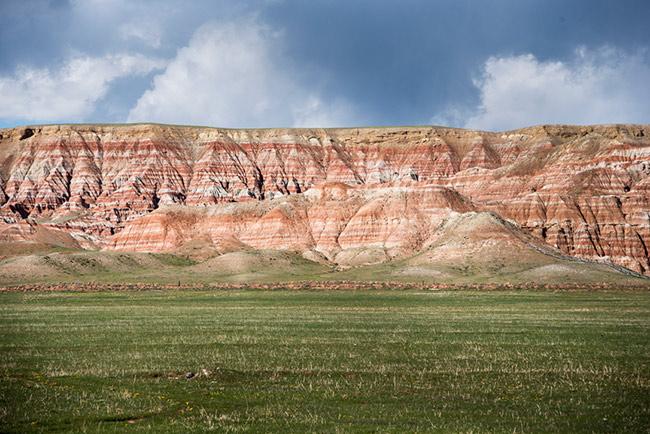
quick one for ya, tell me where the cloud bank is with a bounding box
[462,48,650,131]
[0,54,165,122]
[128,20,357,128]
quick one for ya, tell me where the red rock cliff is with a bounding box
[0,123,648,274]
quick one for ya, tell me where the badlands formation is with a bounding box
[0,123,649,285]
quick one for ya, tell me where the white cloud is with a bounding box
[119,22,163,48]
[128,20,357,128]
[0,54,166,122]
[442,48,650,131]
[430,106,474,129]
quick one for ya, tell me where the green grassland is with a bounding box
[1,289,649,432]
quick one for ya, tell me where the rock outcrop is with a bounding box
[0,123,648,274]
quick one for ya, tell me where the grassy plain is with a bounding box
[0,290,649,432]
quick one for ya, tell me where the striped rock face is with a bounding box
[0,123,648,274]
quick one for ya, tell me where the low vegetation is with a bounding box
[1,246,648,288]
[1,289,649,432]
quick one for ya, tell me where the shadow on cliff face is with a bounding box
[19,128,34,140]
[8,204,30,219]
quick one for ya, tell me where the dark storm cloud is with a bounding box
[0,0,648,129]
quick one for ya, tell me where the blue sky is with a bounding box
[0,0,649,130]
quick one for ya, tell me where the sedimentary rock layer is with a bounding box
[0,123,648,274]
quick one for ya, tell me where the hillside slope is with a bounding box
[0,123,648,283]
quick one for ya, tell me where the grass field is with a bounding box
[1,290,649,432]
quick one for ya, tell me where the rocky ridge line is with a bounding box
[0,123,648,274]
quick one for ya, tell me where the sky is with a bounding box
[0,0,649,131]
